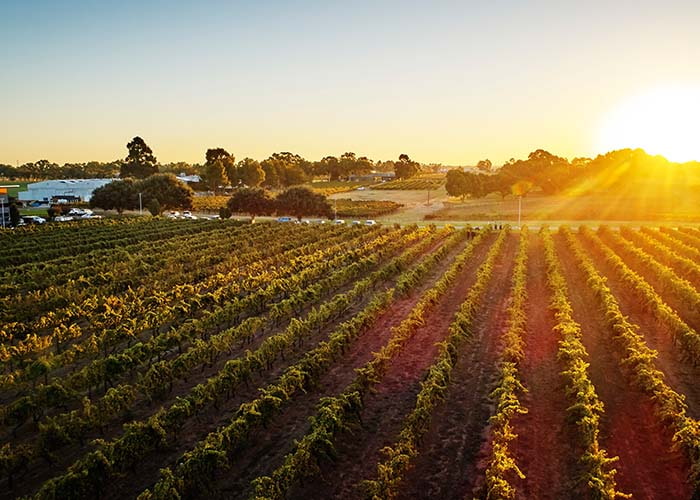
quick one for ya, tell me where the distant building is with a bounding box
[176,173,201,184]
[348,172,396,182]
[18,179,117,203]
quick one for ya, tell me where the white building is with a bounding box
[19,179,117,203]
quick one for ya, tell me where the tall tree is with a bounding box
[201,159,229,192]
[394,153,420,179]
[226,187,275,222]
[121,137,158,179]
[445,169,469,201]
[234,158,265,187]
[205,148,236,181]
[275,186,332,221]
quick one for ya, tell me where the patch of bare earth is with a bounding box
[584,233,700,420]
[506,233,581,499]
[368,233,517,500]
[555,233,692,500]
[209,233,496,498]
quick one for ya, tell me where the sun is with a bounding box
[597,84,700,163]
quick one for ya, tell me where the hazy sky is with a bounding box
[2,0,699,165]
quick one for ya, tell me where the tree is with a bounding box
[445,169,469,201]
[394,154,420,180]
[476,159,493,172]
[9,201,21,227]
[275,186,332,221]
[260,158,282,188]
[205,148,236,182]
[90,179,138,214]
[226,187,275,222]
[136,174,193,212]
[233,158,265,187]
[261,152,312,187]
[147,198,161,216]
[121,137,158,179]
[201,159,229,192]
[315,156,341,180]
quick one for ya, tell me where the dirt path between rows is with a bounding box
[384,233,517,500]
[585,233,700,420]
[211,232,496,498]
[508,233,581,499]
[555,233,692,499]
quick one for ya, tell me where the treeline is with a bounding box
[0,136,423,186]
[91,178,334,222]
[446,148,700,200]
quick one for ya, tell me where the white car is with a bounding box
[21,215,47,225]
[181,211,198,220]
[364,220,377,225]
[80,214,102,219]
[277,217,294,223]
[332,219,345,225]
[351,220,362,225]
[68,208,92,216]
[167,211,181,219]
[53,215,73,222]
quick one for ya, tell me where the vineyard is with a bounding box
[371,178,445,190]
[1,220,700,499]
[333,199,403,218]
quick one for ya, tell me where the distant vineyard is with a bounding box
[191,195,229,212]
[307,181,371,195]
[1,221,700,499]
[333,199,403,217]
[372,177,444,190]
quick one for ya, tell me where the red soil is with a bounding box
[508,233,581,499]
[386,233,518,500]
[555,233,693,500]
[268,233,510,500]
[211,232,497,498]
[584,233,700,420]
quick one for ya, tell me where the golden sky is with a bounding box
[2,1,699,166]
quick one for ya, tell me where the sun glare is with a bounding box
[597,84,700,163]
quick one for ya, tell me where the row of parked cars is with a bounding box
[167,211,199,220]
[276,217,377,226]
[18,208,102,226]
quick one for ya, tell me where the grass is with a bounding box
[1,181,29,198]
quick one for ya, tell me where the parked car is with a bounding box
[68,208,92,216]
[167,211,181,219]
[53,215,73,222]
[364,220,377,225]
[351,220,362,225]
[332,219,345,224]
[277,217,294,223]
[21,215,46,225]
[181,211,198,220]
[80,214,103,219]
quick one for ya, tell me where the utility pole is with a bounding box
[139,192,143,215]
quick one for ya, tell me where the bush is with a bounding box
[147,199,161,216]
[219,206,232,219]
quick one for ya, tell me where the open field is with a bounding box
[330,185,700,226]
[1,219,700,499]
